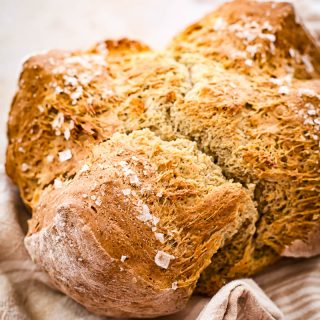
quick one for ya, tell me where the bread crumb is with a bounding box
[154,251,175,269]
[59,149,72,162]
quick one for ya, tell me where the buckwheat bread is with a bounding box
[5,0,320,317]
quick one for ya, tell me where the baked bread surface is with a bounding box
[6,0,320,317]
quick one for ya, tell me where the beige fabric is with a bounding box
[196,280,284,320]
[0,163,319,320]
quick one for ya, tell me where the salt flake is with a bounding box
[171,281,178,290]
[54,179,63,189]
[58,149,72,162]
[154,251,175,269]
[155,232,165,243]
[21,163,29,172]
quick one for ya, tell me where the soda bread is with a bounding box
[6,0,320,317]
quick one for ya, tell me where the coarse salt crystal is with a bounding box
[18,146,25,153]
[52,112,64,129]
[260,33,276,42]
[119,161,128,167]
[54,179,63,189]
[171,282,178,290]
[21,163,29,172]
[307,109,317,116]
[120,255,127,263]
[156,191,163,197]
[82,194,88,198]
[80,163,90,173]
[278,86,289,95]
[55,86,63,94]
[46,154,54,162]
[137,204,152,222]
[289,48,296,58]
[69,120,75,130]
[90,195,97,201]
[298,88,316,97]
[38,105,44,113]
[130,175,140,186]
[71,86,83,101]
[301,55,314,74]
[245,59,253,67]
[64,128,70,140]
[122,189,131,196]
[152,216,160,226]
[63,75,78,87]
[131,156,139,161]
[87,96,94,105]
[58,149,72,162]
[270,78,282,86]
[95,198,102,206]
[155,232,165,243]
[154,251,175,269]
[213,17,227,31]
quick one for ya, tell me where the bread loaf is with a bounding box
[6,0,319,317]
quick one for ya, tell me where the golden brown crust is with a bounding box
[169,0,320,78]
[5,0,320,316]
